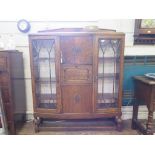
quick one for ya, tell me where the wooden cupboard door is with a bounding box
[62,85,92,113]
[60,36,93,65]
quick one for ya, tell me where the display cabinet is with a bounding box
[29,28,125,132]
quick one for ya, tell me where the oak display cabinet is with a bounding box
[29,28,125,132]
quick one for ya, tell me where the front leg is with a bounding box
[115,115,123,132]
[131,103,139,130]
[146,111,153,135]
[34,116,41,133]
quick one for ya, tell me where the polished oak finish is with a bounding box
[62,85,92,113]
[29,28,125,132]
[60,36,93,64]
[132,76,155,135]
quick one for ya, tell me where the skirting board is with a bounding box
[14,106,153,122]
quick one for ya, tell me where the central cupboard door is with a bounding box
[60,36,93,113]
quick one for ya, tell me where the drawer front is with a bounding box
[61,65,92,84]
[62,85,92,113]
[60,36,93,65]
[0,56,8,71]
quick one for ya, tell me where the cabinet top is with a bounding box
[29,28,125,36]
[134,76,155,85]
[0,50,21,53]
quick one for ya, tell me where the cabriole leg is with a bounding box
[115,115,123,132]
[33,116,40,133]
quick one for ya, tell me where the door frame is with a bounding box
[29,35,62,113]
[93,34,125,113]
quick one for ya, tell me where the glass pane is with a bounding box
[32,39,57,109]
[97,39,120,109]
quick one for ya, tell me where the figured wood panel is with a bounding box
[61,65,92,84]
[62,85,92,113]
[60,36,93,65]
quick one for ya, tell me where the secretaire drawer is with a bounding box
[61,65,92,84]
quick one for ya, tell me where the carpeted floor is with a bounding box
[16,119,141,135]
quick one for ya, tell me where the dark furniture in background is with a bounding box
[29,28,125,132]
[123,55,155,106]
[0,88,8,134]
[0,50,24,134]
[132,76,155,135]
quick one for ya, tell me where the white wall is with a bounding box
[0,19,155,119]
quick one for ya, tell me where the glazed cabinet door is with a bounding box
[94,36,124,112]
[29,36,61,113]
